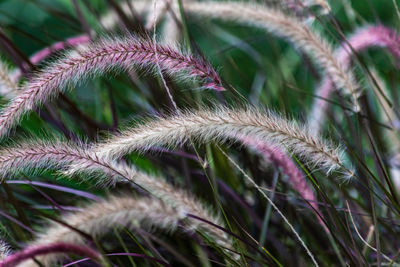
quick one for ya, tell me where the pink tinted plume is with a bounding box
[239,136,327,232]
[310,25,400,131]
[0,37,223,138]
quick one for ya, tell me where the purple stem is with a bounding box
[63,252,171,267]
[28,183,67,212]
[31,35,91,65]
[311,25,400,130]
[0,210,36,235]
[193,170,263,228]
[0,242,101,267]
[241,137,328,232]
[186,213,267,259]
[149,146,199,161]
[31,205,82,211]
[13,35,91,80]
[6,180,100,201]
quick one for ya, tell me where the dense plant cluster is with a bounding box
[0,0,399,266]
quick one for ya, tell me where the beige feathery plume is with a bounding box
[181,1,359,111]
[17,195,192,266]
[0,36,223,139]
[98,0,358,111]
[95,107,353,177]
[0,139,231,255]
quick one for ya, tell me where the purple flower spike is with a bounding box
[239,136,328,232]
[31,35,91,66]
[0,36,223,138]
[310,25,400,131]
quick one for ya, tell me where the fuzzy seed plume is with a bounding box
[0,140,110,180]
[179,1,360,111]
[68,161,233,255]
[17,195,182,267]
[0,139,232,254]
[95,107,353,177]
[0,36,223,139]
[98,0,357,111]
[309,25,400,132]
[100,0,331,31]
